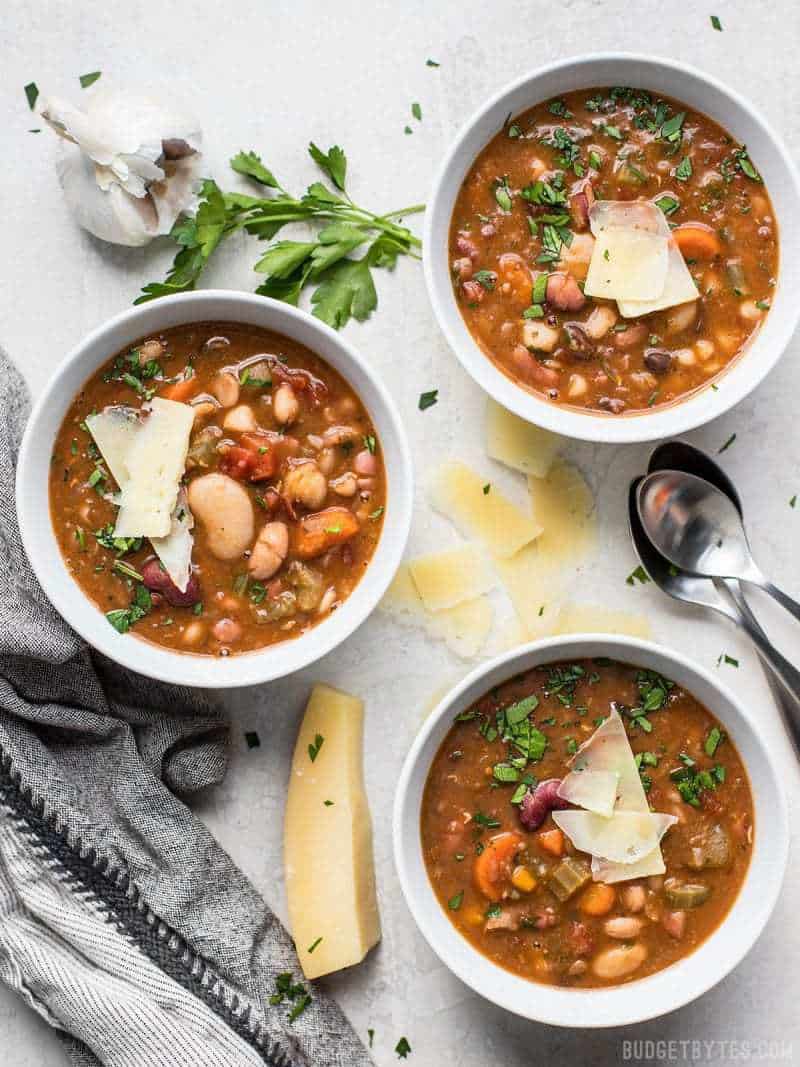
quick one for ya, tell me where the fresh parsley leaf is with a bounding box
[675,156,693,181]
[79,71,102,89]
[307,936,323,954]
[447,890,464,910]
[24,82,39,109]
[426,58,440,67]
[308,734,325,762]
[411,102,422,121]
[711,14,723,30]
[308,142,347,191]
[718,432,737,453]
[395,1037,412,1059]
[626,565,651,586]
[311,254,377,328]
[418,389,438,411]
[231,150,280,188]
[254,240,318,279]
[717,653,739,668]
[472,269,496,290]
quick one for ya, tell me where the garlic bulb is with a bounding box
[40,87,202,246]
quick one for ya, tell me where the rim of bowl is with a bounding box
[16,290,413,688]
[423,52,800,444]
[393,633,789,1027]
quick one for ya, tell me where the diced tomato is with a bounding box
[219,446,261,481]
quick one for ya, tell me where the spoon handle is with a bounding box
[753,578,800,627]
[727,586,800,751]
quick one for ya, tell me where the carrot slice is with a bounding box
[578,882,616,916]
[537,828,564,857]
[472,831,523,902]
[162,376,199,403]
[673,223,722,260]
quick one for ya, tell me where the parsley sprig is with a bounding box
[136,144,423,330]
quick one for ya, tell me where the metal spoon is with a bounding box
[638,468,800,625]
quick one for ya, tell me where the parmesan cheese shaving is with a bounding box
[430,460,542,558]
[617,238,700,317]
[585,200,669,301]
[485,399,561,479]
[591,848,667,884]
[150,489,194,592]
[557,769,620,817]
[527,459,596,571]
[495,545,560,640]
[554,604,651,639]
[408,544,496,613]
[85,406,141,489]
[552,810,677,865]
[425,597,494,660]
[114,398,194,538]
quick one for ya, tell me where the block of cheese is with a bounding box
[114,398,195,538]
[430,460,542,558]
[284,684,380,980]
[527,459,596,570]
[380,563,424,623]
[425,597,493,660]
[85,406,141,489]
[554,603,651,640]
[409,544,496,612]
[585,201,668,301]
[557,769,619,817]
[485,398,561,479]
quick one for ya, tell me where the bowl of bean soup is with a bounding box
[17,291,413,687]
[393,635,788,1026]
[424,54,800,442]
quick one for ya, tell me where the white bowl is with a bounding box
[393,634,788,1027]
[424,53,800,444]
[16,291,413,688]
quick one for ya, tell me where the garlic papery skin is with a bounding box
[40,87,203,246]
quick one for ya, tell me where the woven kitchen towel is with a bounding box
[0,346,371,1067]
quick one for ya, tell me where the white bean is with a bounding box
[354,449,378,476]
[584,305,618,340]
[666,301,698,334]
[318,586,337,615]
[522,320,560,353]
[621,885,646,913]
[248,522,289,580]
[739,299,763,322]
[591,942,648,980]
[317,448,336,475]
[223,404,257,433]
[604,917,644,940]
[273,383,300,425]
[211,371,240,409]
[674,348,696,367]
[283,461,327,509]
[694,339,715,361]
[330,472,358,497]
[187,473,254,561]
[567,373,588,400]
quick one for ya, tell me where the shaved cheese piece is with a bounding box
[150,489,194,592]
[380,563,424,623]
[495,544,560,640]
[484,614,530,657]
[554,603,651,640]
[527,459,596,570]
[617,239,699,317]
[585,200,668,301]
[557,769,619,817]
[569,709,647,812]
[553,810,677,864]
[425,597,493,660]
[592,848,666,884]
[85,406,141,489]
[114,398,194,538]
[284,684,380,980]
[485,398,561,479]
[430,461,541,558]
[409,544,495,613]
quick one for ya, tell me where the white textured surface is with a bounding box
[2,1,800,1064]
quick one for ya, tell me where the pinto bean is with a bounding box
[294,507,360,560]
[644,348,673,375]
[522,320,560,353]
[138,339,164,364]
[592,942,648,980]
[569,180,595,231]
[187,473,254,561]
[354,449,377,476]
[462,279,485,304]
[662,910,687,940]
[212,618,242,644]
[330,472,358,497]
[248,522,289,580]
[621,885,646,913]
[604,916,644,939]
[563,322,594,360]
[546,272,586,312]
[453,256,474,280]
[456,232,479,260]
[518,779,569,831]
[612,323,648,349]
[598,396,626,414]
[511,345,560,390]
[283,460,328,510]
[584,304,618,339]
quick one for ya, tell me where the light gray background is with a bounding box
[2,1,799,1064]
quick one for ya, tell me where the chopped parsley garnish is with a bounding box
[395,1037,412,1059]
[717,652,739,668]
[370,506,385,520]
[244,731,261,749]
[626,565,651,586]
[755,299,770,310]
[655,194,680,216]
[482,483,491,495]
[493,177,513,213]
[734,148,762,183]
[308,733,325,762]
[670,753,726,807]
[307,936,323,954]
[660,111,686,144]
[600,124,624,141]
[704,726,725,756]
[79,71,102,88]
[472,269,496,290]
[426,58,440,67]
[791,495,797,509]
[473,811,501,830]
[24,82,39,109]
[418,389,438,411]
[368,1029,375,1047]
[542,663,585,706]
[447,890,464,910]
[270,972,312,1022]
[675,156,693,181]
[711,14,722,30]
[411,102,422,121]
[718,432,737,453]
[106,583,152,634]
[363,434,376,454]
[484,903,502,919]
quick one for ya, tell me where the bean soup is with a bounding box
[449,87,778,414]
[421,659,753,987]
[50,322,386,656]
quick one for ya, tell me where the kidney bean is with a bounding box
[546,272,586,312]
[141,558,201,607]
[518,778,570,831]
[644,348,674,375]
[462,279,485,304]
[456,232,479,260]
[598,396,626,414]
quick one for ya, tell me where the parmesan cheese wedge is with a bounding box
[114,398,195,538]
[591,847,667,884]
[409,544,496,613]
[554,603,651,640]
[527,460,596,570]
[552,810,677,865]
[425,597,493,660]
[380,563,424,623]
[430,461,542,558]
[585,200,669,301]
[617,238,699,318]
[557,769,619,817]
[485,399,561,479]
[284,684,380,980]
[85,406,141,489]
